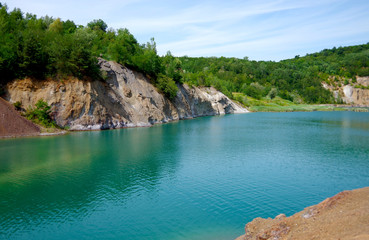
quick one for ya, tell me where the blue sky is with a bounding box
[5,0,369,61]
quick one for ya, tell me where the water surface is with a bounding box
[1,112,369,239]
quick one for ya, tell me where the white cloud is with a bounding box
[5,0,369,60]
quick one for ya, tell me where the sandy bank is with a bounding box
[236,187,369,240]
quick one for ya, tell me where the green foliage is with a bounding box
[177,43,369,104]
[25,99,57,127]
[13,101,22,110]
[162,51,183,83]
[244,82,265,99]
[62,20,76,34]
[107,28,138,66]
[131,38,163,77]
[267,88,278,99]
[87,19,107,32]
[0,4,100,82]
[48,18,63,33]
[156,73,178,99]
[0,3,368,105]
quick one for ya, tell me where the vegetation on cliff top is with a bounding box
[179,44,369,104]
[0,3,178,98]
[0,3,368,104]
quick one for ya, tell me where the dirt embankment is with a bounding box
[0,97,40,138]
[236,187,369,240]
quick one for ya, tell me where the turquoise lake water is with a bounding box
[1,112,369,239]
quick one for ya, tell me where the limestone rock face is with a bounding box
[341,85,369,105]
[357,76,369,87]
[5,58,247,130]
[322,76,369,106]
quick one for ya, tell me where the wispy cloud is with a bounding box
[148,0,369,60]
[6,0,369,60]
[117,0,307,31]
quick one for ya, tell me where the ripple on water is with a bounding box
[0,112,369,239]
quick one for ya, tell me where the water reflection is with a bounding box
[1,112,369,240]
[0,125,181,238]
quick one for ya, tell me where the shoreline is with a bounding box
[2,105,368,139]
[0,129,68,139]
[248,104,369,112]
[235,187,369,240]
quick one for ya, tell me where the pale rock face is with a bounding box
[5,58,248,130]
[324,78,369,106]
[357,76,369,87]
[343,85,354,102]
[342,85,369,105]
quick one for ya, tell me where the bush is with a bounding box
[25,99,57,127]
[267,88,278,99]
[156,73,178,100]
[279,90,294,102]
[244,82,265,99]
[13,101,22,110]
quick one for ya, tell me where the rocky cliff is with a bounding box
[5,58,247,130]
[236,187,369,240]
[323,76,369,106]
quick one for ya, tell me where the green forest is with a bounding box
[1,3,369,103]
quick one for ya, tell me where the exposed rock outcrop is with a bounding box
[341,85,369,105]
[323,76,369,106]
[5,58,247,130]
[0,97,40,138]
[236,187,369,240]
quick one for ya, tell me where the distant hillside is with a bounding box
[0,3,368,105]
[178,43,369,104]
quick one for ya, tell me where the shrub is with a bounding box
[267,88,278,99]
[13,101,22,110]
[25,99,57,127]
[244,82,265,99]
[156,73,178,100]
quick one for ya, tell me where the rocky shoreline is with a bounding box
[4,59,248,132]
[236,187,369,240]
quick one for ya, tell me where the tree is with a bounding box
[132,38,162,77]
[107,28,138,66]
[163,52,183,83]
[87,19,107,32]
[19,29,48,78]
[267,88,278,99]
[156,73,178,99]
[48,18,63,33]
[63,20,76,34]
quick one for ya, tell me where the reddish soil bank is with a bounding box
[236,187,369,240]
[0,97,40,138]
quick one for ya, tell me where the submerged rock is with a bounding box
[5,58,247,130]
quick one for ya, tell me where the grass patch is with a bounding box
[232,93,369,112]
